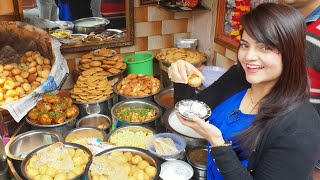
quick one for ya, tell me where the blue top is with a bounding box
[305,6,320,23]
[207,89,256,180]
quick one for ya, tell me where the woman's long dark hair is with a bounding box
[236,3,309,154]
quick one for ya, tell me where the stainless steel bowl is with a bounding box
[74,17,110,34]
[186,147,207,179]
[5,130,62,177]
[76,114,112,133]
[111,100,161,128]
[64,127,108,142]
[73,95,113,118]
[154,86,174,110]
[21,142,92,180]
[161,109,207,148]
[107,125,155,149]
[86,146,160,180]
[113,81,160,102]
[25,106,79,136]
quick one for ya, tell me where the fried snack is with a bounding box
[70,69,113,103]
[89,151,157,180]
[153,137,178,155]
[76,49,126,77]
[187,74,202,87]
[156,48,206,65]
[27,92,77,125]
[116,74,160,97]
[24,142,90,180]
[0,51,52,105]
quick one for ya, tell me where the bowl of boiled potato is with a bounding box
[21,142,92,180]
[87,146,160,180]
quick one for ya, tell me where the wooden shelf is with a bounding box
[159,2,209,12]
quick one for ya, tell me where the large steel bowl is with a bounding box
[21,142,92,180]
[74,17,110,34]
[64,127,108,142]
[153,86,174,110]
[86,146,160,180]
[73,95,113,118]
[76,114,112,133]
[111,100,161,128]
[113,81,160,102]
[25,106,79,136]
[5,130,63,177]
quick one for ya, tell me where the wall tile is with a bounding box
[148,6,174,21]
[120,37,148,53]
[187,18,193,33]
[173,33,191,42]
[148,34,174,50]
[213,42,226,56]
[215,53,236,68]
[134,0,140,7]
[135,6,148,22]
[174,11,192,19]
[135,21,162,37]
[162,19,188,34]
[225,48,237,61]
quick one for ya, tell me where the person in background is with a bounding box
[36,0,58,21]
[280,0,320,178]
[169,3,320,179]
[54,0,92,21]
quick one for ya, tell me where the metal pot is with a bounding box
[21,142,92,180]
[25,107,79,136]
[111,99,161,128]
[73,95,113,119]
[64,127,108,143]
[86,146,161,180]
[113,81,159,102]
[187,147,207,179]
[76,114,112,133]
[74,17,110,34]
[5,130,62,178]
[161,109,207,148]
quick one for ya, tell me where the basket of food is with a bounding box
[87,146,160,180]
[114,74,161,102]
[156,48,207,67]
[21,142,92,180]
[111,99,161,128]
[0,21,69,122]
[26,92,79,136]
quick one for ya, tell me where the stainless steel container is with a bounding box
[25,108,79,136]
[86,146,161,180]
[107,125,155,149]
[113,81,159,102]
[161,109,207,148]
[5,130,62,178]
[187,147,207,179]
[73,95,113,118]
[64,127,108,142]
[154,86,174,110]
[111,100,161,128]
[74,17,110,34]
[76,114,112,133]
[0,135,8,180]
[21,142,92,180]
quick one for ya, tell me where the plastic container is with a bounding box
[160,160,194,180]
[146,133,186,160]
[202,66,227,87]
[124,53,154,75]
